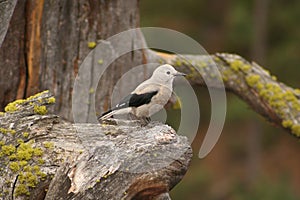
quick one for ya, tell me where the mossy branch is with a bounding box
[151,51,300,137]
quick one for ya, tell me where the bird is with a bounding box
[99,64,185,123]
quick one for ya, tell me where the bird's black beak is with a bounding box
[175,72,186,76]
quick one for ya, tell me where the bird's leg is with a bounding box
[140,117,151,126]
[145,117,151,123]
[128,113,138,120]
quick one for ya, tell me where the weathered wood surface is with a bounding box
[0,91,192,199]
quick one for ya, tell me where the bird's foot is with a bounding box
[140,117,151,127]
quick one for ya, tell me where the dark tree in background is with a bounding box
[0,0,144,120]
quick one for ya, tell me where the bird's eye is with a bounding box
[166,71,170,75]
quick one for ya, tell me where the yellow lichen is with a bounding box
[282,120,293,128]
[33,147,43,156]
[0,127,16,135]
[88,42,97,49]
[0,112,4,116]
[23,132,29,138]
[47,97,56,104]
[4,90,50,113]
[1,144,16,156]
[172,98,182,110]
[271,75,277,81]
[174,58,182,67]
[19,161,28,167]
[89,87,95,94]
[5,99,27,112]
[230,60,242,72]
[9,161,20,172]
[43,142,54,149]
[245,74,261,87]
[15,184,30,196]
[17,139,24,144]
[291,124,300,137]
[294,89,300,95]
[98,59,103,65]
[14,142,43,161]
[37,158,45,165]
[33,105,48,115]
[26,90,49,101]
[240,64,251,71]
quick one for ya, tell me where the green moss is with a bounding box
[33,105,48,115]
[245,74,261,87]
[47,97,56,104]
[88,42,97,49]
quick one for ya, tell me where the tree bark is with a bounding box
[0,91,192,199]
[0,0,144,121]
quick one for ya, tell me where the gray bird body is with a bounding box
[99,64,185,121]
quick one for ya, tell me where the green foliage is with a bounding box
[232,177,299,200]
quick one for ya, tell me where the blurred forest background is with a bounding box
[141,0,300,200]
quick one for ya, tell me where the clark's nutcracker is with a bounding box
[99,64,185,122]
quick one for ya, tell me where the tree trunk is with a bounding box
[0,0,144,121]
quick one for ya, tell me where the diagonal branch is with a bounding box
[150,51,300,137]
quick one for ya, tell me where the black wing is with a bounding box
[99,90,158,118]
[128,90,158,108]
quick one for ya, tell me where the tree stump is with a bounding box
[0,91,192,200]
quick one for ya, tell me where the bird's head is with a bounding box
[151,64,186,84]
